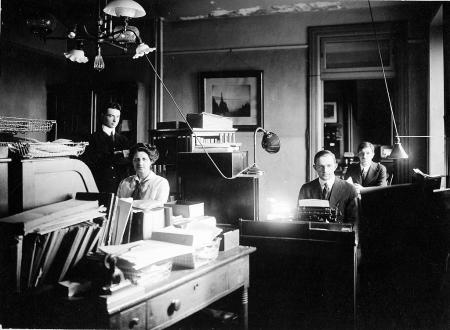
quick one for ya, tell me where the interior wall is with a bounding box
[162,6,418,219]
[429,6,445,177]
[0,47,67,141]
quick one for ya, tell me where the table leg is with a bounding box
[240,286,248,330]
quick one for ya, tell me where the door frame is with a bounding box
[308,22,408,181]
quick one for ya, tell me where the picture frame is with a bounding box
[323,102,338,123]
[199,70,263,131]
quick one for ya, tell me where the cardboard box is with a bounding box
[186,113,233,130]
[164,201,204,218]
[129,207,165,241]
[218,228,239,251]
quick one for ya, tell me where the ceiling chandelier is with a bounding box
[28,0,155,71]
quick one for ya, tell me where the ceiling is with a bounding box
[9,0,415,26]
[154,0,408,21]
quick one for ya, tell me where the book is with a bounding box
[151,224,222,248]
[187,112,233,130]
[0,199,100,235]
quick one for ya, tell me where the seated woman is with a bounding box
[344,141,387,193]
[117,143,170,203]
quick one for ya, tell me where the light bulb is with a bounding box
[94,46,105,71]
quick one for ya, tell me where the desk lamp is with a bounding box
[142,57,280,179]
[241,127,280,176]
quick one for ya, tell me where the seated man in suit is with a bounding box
[298,150,358,223]
[344,141,387,193]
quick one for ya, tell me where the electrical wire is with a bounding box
[143,54,255,179]
[368,0,400,139]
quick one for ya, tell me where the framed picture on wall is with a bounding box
[199,71,263,131]
[324,102,338,123]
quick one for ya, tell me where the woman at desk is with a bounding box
[344,141,387,193]
[117,143,170,202]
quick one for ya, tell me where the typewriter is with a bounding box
[297,199,339,222]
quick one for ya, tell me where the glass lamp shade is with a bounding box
[103,0,146,18]
[113,25,140,43]
[133,43,156,59]
[25,12,56,37]
[389,139,409,159]
[261,131,280,153]
[64,49,88,63]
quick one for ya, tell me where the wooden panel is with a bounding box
[10,158,98,213]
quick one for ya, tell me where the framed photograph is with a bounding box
[199,71,263,131]
[324,102,338,123]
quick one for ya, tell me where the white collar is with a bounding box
[133,171,155,183]
[319,176,335,189]
[102,125,115,136]
[360,162,372,171]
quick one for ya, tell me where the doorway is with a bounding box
[324,79,392,160]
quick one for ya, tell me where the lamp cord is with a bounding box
[368,0,400,140]
[143,54,253,179]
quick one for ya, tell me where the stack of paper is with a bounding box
[99,240,192,282]
[151,223,223,268]
[186,112,233,130]
[0,199,104,235]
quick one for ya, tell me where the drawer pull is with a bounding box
[128,317,139,329]
[167,299,181,315]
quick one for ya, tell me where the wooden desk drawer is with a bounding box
[147,266,228,328]
[110,302,146,330]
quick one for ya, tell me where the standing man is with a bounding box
[82,102,131,193]
[298,150,358,223]
[344,141,387,193]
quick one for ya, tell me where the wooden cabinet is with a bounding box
[177,152,259,224]
[8,157,98,214]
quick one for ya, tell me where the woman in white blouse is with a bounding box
[116,143,170,203]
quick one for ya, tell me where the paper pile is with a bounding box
[151,222,223,268]
[99,240,192,283]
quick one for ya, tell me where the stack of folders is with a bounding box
[99,240,192,285]
[0,199,106,292]
[151,221,223,268]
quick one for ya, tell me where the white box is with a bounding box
[131,207,165,240]
[164,201,204,218]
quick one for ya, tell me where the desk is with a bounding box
[240,219,357,329]
[23,246,255,329]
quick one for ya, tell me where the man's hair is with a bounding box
[129,143,159,163]
[314,150,336,164]
[104,102,122,113]
[357,141,374,153]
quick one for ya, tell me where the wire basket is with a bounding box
[0,116,56,134]
[8,141,88,159]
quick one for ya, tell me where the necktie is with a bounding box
[132,181,141,200]
[322,183,329,200]
[110,132,115,143]
[361,168,366,181]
